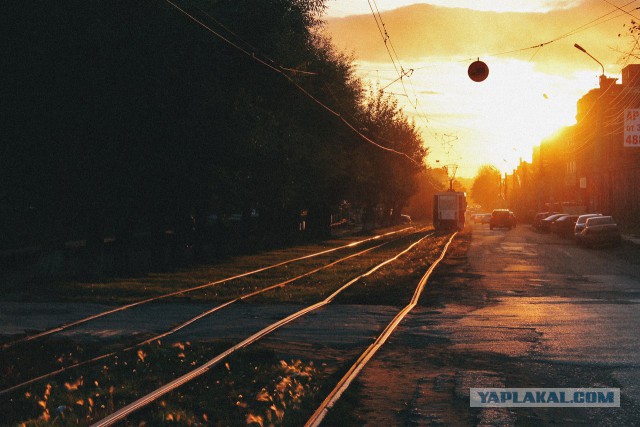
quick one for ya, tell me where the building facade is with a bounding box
[520,64,640,230]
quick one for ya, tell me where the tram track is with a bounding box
[1,226,416,350]
[0,227,455,426]
[89,231,441,426]
[0,230,417,396]
[305,232,457,427]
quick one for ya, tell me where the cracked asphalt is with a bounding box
[2,225,639,425]
[345,224,640,426]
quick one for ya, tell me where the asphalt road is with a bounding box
[2,225,639,426]
[347,223,640,426]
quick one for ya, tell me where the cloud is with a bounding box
[411,0,584,13]
[325,2,630,74]
[326,1,586,17]
[324,1,639,176]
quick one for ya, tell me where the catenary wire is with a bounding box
[163,0,423,165]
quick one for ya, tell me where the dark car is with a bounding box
[579,216,621,247]
[479,213,492,224]
[574,213,602,243]
[490,209,512,230]
[550,214,579,237]
[533,211,557,230]
[538,213,566,232]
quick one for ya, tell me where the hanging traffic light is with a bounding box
[468,59,489,82]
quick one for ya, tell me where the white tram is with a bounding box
[433,191,467,231]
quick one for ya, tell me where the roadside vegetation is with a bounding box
[0,229,455,426]
[1,0,442,281]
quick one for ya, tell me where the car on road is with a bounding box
[579,216,621,247]
[574,213,602,243]
[490,209,512,230]
[474,213,492,224]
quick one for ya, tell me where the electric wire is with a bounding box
[352,1,640,170]
[602,0,640,21]
[186,0,317,75]
[163,0,423,166]
[364,0,460,164]
[466,3,639,61]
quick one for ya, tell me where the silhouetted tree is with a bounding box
[1,0,430,274]
[471,165,503,211]
[352,89,427,228]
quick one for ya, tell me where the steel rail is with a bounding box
[2,226,415,349]
[0,233,405,396]
[305,232,457,427]
[90,232,434,427]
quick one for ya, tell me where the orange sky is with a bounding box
[323,0,636,177]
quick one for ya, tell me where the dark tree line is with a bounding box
[1,1,428,273]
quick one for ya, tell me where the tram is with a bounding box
[433,191,467,231]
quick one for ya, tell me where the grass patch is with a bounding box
[0,225,454,425]
[1,339,232,426]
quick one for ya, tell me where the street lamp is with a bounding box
[574,43,605,77]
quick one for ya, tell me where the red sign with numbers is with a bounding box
[624,109,640,147]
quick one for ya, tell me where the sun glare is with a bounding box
[357,57,601,176]
[328,0,624,177]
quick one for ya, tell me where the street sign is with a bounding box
[624,109,640,147]
[580,177,587,189]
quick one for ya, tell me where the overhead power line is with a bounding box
[187,0,319,76]
[164,0,422,166]
[460,0,640,62]
[362,0,640,166]
[405,0,640,70]
[365,0,456,163]
[602,0,640,21]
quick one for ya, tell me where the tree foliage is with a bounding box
[353,89,427,226]
[1,1,429,266]
[471,165,503,210]
[618,19,640,63]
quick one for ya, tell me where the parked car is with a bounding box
[551,214,579,237]
[574,213,602,243]
[490,209,512,230]
[579,216,621,247]
[400,214,412,224]
[533,211,556,230]
[538,213,565,232]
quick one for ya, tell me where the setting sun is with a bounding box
[2,3,640,426]
[325,0,631,176]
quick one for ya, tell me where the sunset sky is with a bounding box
[323,0,637,177]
